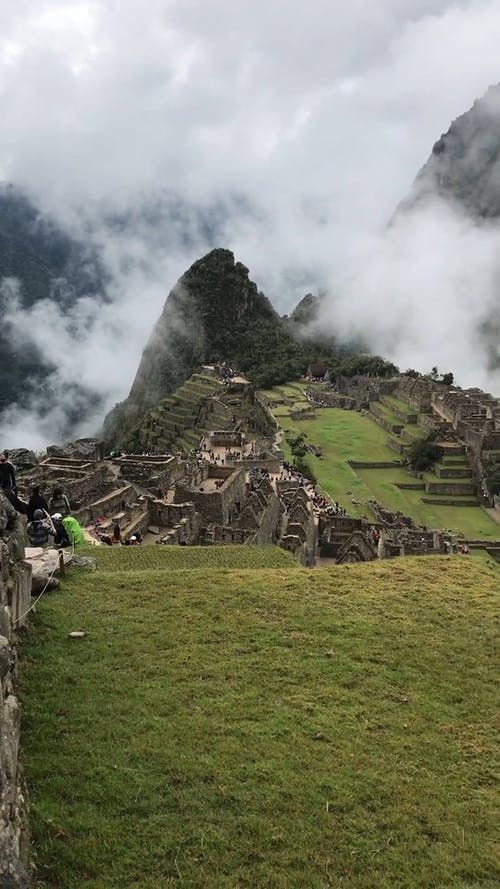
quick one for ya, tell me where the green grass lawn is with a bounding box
[278,407,402,518]
[355,470,498,538]
[264,387,500,538]
[20,555,499,888]
[78,544,296,571]
[381,395,415,416]
[401,423,427,440]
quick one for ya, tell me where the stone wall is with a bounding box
[116,456,186,493]
[425,481,476,496]
[149,501,201,545]
[363,410,403,436]
[246,490,282,545]
[79,484,135,524]
[0,493,31,887]
[434,466,472,479]
[348,460,402,469]
[59,467,109,505]
[336,531,376,563]
[174,469,246,525]
[209,430,243,447]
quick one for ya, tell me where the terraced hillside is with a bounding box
[20,549,498,888]
[125,373,230,453]
[263,383,499,540]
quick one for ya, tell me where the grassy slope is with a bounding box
[20,554,499,889]
[266,385,499,538]
[78,544,295,571]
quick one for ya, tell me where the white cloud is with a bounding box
[0,0,500,447]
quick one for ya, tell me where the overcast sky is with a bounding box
[1,0,500,446]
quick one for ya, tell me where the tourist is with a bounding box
[0,455,25,513]
[61,514,86,547]
[50,487,71,518]
[51,514,71,548]
[111,523,122,545]
[27,486,49,523]
[0,454,16,498]
[27,509,52,548]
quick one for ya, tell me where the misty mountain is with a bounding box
[103,248,312,444]
[0,184,106,412]
[399,82,500,218]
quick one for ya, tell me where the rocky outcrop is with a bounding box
[0,492,32,887]
[8,451,38,471]
[399,83,500,218]
[46,438,105,461]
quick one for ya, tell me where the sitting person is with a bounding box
[51,514,71,548]
[27,486,49,522]
[49,487,71,518]
[61,514,86,547]
[27,509,52,547]
[52,513,86,548]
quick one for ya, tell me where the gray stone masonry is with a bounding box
[0,492,31,888]
[174,468,246,525]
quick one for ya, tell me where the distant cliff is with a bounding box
[399,82,500,217]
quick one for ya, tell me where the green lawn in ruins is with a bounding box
[78,544,295,571]
[20,553,499,888]
[265,386,500,539]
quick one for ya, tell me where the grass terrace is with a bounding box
[264,383,500,539]
[20,553,499,888]
[78,544,296,571]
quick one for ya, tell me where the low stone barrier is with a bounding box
[435,467,472,479]
[363,410,403,436]
[425,481,476,496]
[421,497,478,507]
[395,482,425,490]
[348,460,402,469]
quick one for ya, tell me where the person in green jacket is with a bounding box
[61,515,86,546]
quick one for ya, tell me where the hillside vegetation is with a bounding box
[20,550,498,888]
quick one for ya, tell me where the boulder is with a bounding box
[9,449,38,470]
[46,438,104,461]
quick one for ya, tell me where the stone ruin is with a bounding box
[318,501,457,563]
[9,436,316,561]
[307,371,500,509]
[306,375,398,411]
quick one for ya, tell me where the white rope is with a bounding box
[15,564,58,626]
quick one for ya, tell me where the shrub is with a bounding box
[405,435,444,471]
[292,455,317,483]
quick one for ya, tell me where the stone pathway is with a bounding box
[485,507,500,526]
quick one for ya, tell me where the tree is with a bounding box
[441,372,454,386]
[404,435,443,471]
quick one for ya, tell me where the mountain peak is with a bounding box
[399,81,500,217]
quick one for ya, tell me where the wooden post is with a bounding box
[58,549,65,577]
